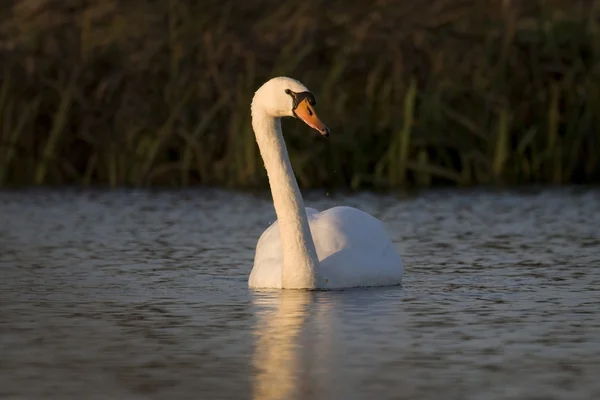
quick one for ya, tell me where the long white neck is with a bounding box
[251,106,320,289]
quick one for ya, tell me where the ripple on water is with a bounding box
[1,187,599,400]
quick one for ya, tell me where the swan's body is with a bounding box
[250,206,403,289]
[248,77,404,290]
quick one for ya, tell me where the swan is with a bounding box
[248,76,404,290]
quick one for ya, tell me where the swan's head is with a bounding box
[252,76,330,137]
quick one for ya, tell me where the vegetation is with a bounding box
[0,0,598,189]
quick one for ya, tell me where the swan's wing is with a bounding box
[250,218,283,288]
[309,206,404,288]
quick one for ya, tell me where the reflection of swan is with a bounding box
[251,291,312,400]
[248,77,404,289]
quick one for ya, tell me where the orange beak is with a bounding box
[293,98,330,137]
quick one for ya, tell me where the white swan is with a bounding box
[248,77,404,290]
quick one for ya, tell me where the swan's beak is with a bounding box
[293,98,330,138]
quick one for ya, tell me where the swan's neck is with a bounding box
[251,107,320,289]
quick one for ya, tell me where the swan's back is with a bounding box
[249,206,403,289]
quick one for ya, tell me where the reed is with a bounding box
[0,0,598,189]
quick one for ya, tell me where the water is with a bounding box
[1,187,599,400]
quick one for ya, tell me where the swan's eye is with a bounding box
[285,89,292,95]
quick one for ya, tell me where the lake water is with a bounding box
[1,187,599,400]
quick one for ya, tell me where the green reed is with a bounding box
[0,0,598,189]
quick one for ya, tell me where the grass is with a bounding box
[0,0,599,189]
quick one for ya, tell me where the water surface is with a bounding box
[1,187,599,400]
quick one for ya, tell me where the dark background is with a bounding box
[0,0,597,189]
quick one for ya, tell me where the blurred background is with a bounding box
[0,0,598,190]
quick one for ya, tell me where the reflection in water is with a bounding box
[251,291,313,400]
